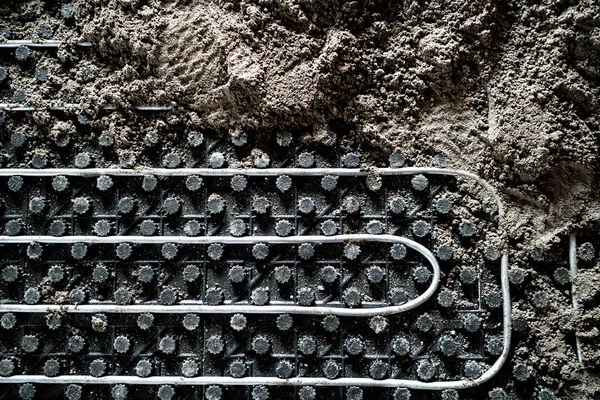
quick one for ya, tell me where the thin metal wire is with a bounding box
[0,40,91,48]
[569,233,584,365]
[0,104,172,112]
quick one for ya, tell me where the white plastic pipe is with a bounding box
[0,235,439,317]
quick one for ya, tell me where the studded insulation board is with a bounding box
[0,38,508,399]
[0,157,510,399]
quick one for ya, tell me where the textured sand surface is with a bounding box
[1,0,600,398]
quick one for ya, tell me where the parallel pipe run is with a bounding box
[0,167,510,390]
[0,235,439,318]
[569,233,584,365]
[0,165,504,215]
